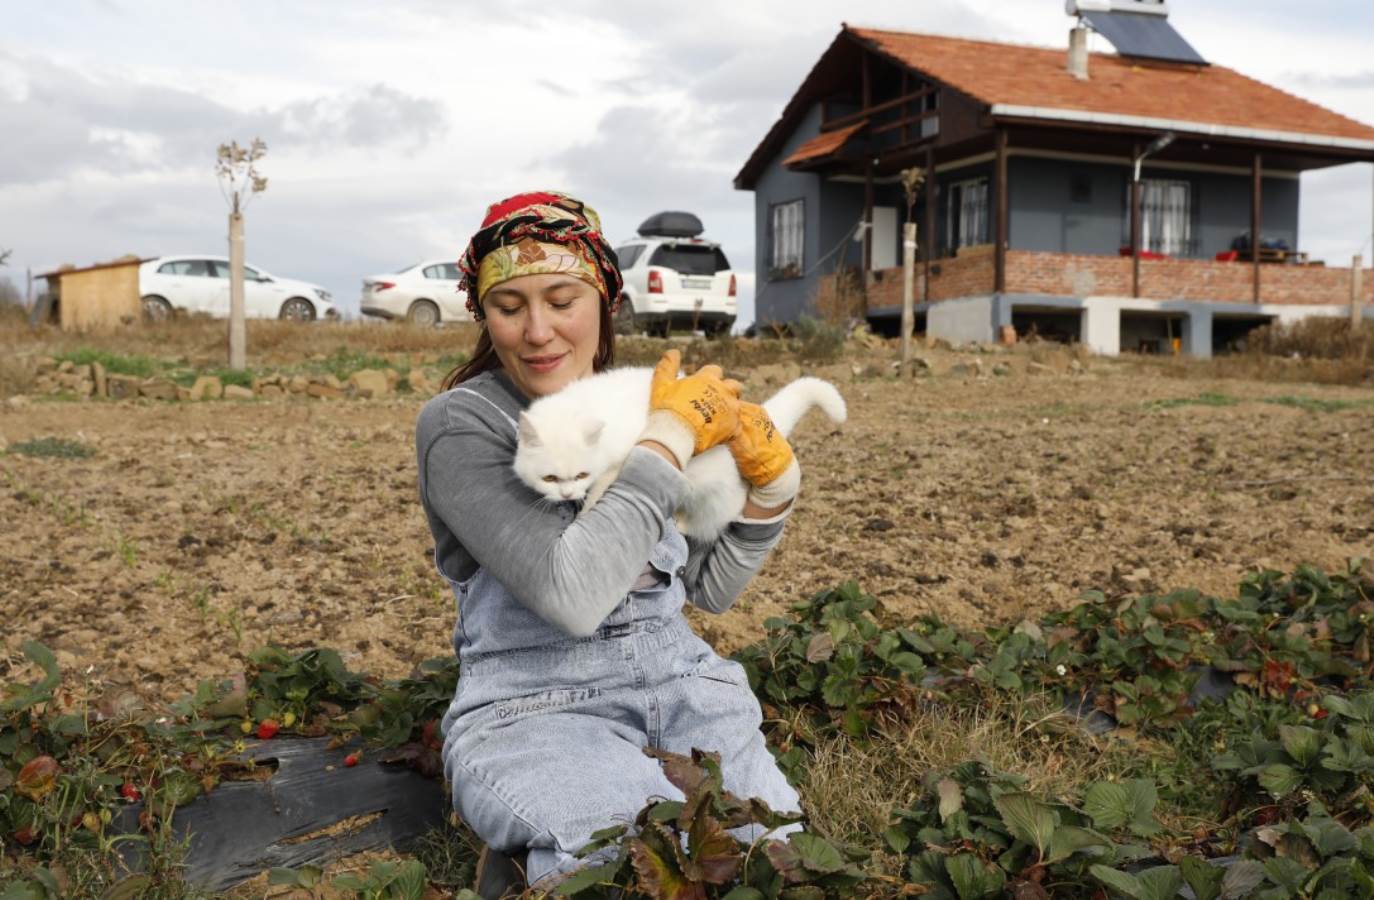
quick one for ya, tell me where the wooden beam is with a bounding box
[1131,142,1142,298]
[995,129,1008,293]
[869,109,939,137]
[900,70,909,145]
[990,114,1374,164]
[1252,152,1263,303]
[924,144,935,301]
[826,86,936,130]
[861,52,871,108]
[864,160,875,275]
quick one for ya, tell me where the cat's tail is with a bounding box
[761,377,847,436]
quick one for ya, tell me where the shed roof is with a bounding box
[38,257,152,280]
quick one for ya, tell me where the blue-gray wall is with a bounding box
[752,104,823,326]
[1008,157,1299,258]
[748,137,1303,324]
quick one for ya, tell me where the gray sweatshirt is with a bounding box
[415,369,788,637]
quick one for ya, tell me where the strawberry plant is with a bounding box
[733,581,928,749]
[550,747,866,899]
[884,761,1161,898]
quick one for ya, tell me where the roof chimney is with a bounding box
[1068,23,1089,79]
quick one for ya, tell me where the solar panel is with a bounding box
[1081,10,1207,65]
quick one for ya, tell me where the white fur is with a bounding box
[512,368,847,540]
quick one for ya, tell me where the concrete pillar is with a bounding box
[1183,306,1213,359]
[1082,301,1119,356]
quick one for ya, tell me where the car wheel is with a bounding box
[408,300,440,327]
[141,295,173,322]
[279,297,316,321]
[613,296,638,335]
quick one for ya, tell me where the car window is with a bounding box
[615,246,645,269]
[423,265,445,279]
[647,245,728,275]
[207,260,229,278]
[158,259,211,276]
[443,263,461,281]
[243,265,261,280]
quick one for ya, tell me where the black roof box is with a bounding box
[637,211,704,238]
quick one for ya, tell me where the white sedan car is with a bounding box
[139,256,337,321]
[360,260,471,326]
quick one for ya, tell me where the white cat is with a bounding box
[513,367,847,540]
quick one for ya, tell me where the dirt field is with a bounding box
[2,341,1372,704]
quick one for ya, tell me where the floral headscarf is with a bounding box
[459,191,623,320]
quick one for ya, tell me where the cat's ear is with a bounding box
[583,419,605,446]
[518,412,541,448]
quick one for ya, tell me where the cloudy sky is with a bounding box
[2,0,1372,324]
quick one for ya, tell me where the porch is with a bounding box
[856,248,1373,357]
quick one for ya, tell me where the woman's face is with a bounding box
[481,273,602,398]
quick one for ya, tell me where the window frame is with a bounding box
[768,197,805,281]
[946,177,990,251]
[1139,177,1194,257]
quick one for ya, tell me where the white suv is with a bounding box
[615,212,736,337]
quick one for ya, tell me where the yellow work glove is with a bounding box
[638,349,743,469]
[728,402,801,510]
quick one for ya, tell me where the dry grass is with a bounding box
[798,693,1132,869]
[1154,352,1373,387]
[0,316,482,370]
[812,268,866,327]
[1247,316,1374,360]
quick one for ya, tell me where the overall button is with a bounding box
[676,566,686,578]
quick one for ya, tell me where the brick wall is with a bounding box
[1004,250,1374,306]
[864,244,996,311]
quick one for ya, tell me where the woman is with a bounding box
[415,191,803,891]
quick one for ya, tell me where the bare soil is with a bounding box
[3,345,1372,702]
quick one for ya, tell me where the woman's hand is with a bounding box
[728,402,801,513]
[637,349,743,469]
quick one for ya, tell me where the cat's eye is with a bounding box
[542,475,558,483]
[575,472,589,480]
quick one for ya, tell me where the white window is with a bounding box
[769,199,804,279]
[1141,178,1192,256]
[947,178,989,250]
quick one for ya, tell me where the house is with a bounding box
[734,4,1374,356]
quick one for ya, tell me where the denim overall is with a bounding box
[437,507,802,885]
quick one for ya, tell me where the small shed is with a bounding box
[37,256,149,331]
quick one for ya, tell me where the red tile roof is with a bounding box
[783,119,868,167]
[850,26,1374,144]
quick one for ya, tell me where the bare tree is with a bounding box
[214,139,268,370]
[0,247,11,267]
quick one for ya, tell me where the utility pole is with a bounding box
[899,167,926,376]
[215,139,268,371]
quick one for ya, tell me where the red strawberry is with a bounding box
[256,719,280,740]
[120,782,142,802]
[12,826,37,846]
[344,752,360,768]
